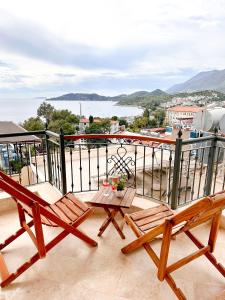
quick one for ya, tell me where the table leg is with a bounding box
[105,208,125,239]
[98,212,114,237]
[119,208,125,218]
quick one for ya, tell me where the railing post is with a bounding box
[204,130,217,196]
[45,127,52,184]
[59,128,67,195]
[170,129,183,210]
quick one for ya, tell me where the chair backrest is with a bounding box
[0,171,65,230]
[170,193,225,235]
[0,170,49,208]
[157,193,225,281]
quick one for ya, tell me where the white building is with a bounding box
[166,106,202,126]
[110,120,119,133]
[79,118,89,132]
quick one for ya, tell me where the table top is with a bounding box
[89,187,136,208]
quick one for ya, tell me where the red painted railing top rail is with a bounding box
[64,134,176,145]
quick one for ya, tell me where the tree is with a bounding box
[143,108,150,118]
[153,109,166,126]
[51,109,79,123]
[111,116,118,121]
[89,115,94,123]
[133,116,149,129]
[119,119,128,127]
[100,118,111,133]
[85,123,106,146]
[148,119,157,128]
[37,102,55,122]
[48,109,79,134]
[48,119,76,135]
[21,117,45,131]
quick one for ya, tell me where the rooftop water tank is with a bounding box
[192,107,225,131]
[219,114,225,133]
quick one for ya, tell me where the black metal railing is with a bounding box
[63,134,176,206]
[0,130,47,186]
[1,129,225,209]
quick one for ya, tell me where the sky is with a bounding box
[0,0,225,98]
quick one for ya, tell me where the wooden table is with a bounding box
[89,187,136,239]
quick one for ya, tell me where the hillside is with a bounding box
[168,69,225,93]
[47,93,113,101]
[116,89,171,108]
[47,89,168,103]
[47,89,225,109]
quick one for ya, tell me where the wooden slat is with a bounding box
[166,246,210,275]
[65,193,88,211]
[139,218,168,232]
[135,210,174,227]
[61,198,83,216]
[131,205,169,221]
[48,205,71,223]
[89,187,135,208]
[121,188,136,208]
[18,201,33,217]
[40,214,55,226]
[0,252,9,281]
[158,220,173,280]
[56,202,77,221]
[90,187,106,204]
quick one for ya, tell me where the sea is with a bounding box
[0,99,143,123]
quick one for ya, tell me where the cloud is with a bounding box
[0,11,151,71]
[0,0,225,96]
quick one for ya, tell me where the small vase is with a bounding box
[116,190,124,198]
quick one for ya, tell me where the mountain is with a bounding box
[168,69,225,94]
[116,90,171,108]
[150,89,168,96]
[47,89,168,102]
[47,93,112,101]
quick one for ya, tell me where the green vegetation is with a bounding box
[9,159,23,173]
[118,119,128,127]
[117,90,225,110]
[129,109,165,132]
[85,119,111,146]
[89,115,94,123]
[22,102,80,135]
[22,117,45,131]
[37,102,54,121]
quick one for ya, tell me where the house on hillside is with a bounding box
[166,106,202,127]
[79,118,89,132]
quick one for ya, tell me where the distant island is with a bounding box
[47,89,168,104]
[47,89,225,109]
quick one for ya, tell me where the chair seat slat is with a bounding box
[131,205,169,221]
[48,205,71,223]
[55,201,78,221]
[65,193,88,212]
[135,210,174,227]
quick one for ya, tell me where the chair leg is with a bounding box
[70,226,98,247]
[143,243,187,300]
[186,230,225,277]
[0,221,34,251]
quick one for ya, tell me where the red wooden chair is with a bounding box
[121,194,225,300]
[0,171,97,288]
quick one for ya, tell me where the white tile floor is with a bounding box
[0,202,225,300]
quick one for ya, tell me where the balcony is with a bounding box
[0,129,225,299]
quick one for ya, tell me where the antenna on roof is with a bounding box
[79,102,82,119]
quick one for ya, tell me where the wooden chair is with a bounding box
[0,171,97,288]
[121,194,225,300]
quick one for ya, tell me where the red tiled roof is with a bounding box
[167,106,202,113]
[80,118,89,123]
